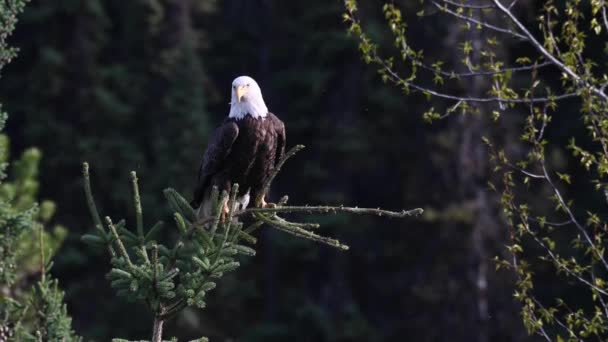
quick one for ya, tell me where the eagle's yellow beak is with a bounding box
[236,86,248,103]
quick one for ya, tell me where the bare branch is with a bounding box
[540,162,608,271]
[492,0,608,102]
[529,230,608,296]
[256,144,305,205]
[530,297,583,341]
[82,162,115,257]
[254,213,350,251]
[434,1,527,40]
[507,162,545,179]
[603,6,608,34]
[528,217,572,227]
[378,57,577,104]
[441,0,496,9]
[399,38,554,78]
[245,205,424,218]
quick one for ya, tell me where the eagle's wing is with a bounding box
[192,120,239,207]
[272,114,286,166]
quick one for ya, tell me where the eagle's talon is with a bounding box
[219,201,230,224]
[259,198,276,208]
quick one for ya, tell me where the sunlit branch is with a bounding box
[409,42,553,78]
[507,163,545,179]
[528,217,572,227]
[502,164,601,340]
[502,189,559,342]
[491,0,608,103]
[194,203,423,232]
[544,10,562,58]
[441,0,496,9]
[378,57,577,104]
[540,162,608,271]
[434,1,527,40]
[254,213,350,251]
[508,0,519,10]
[438,61,553,78]
[528,229,608,296]
[591,272,608,318]
[603,6,608,34]
[530,297,582,341]
[244,205,423,218]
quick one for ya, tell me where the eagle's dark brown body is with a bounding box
[192,113,285,215]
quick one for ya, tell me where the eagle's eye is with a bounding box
[247,84,250,87]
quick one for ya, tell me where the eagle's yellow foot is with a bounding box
[219,201,230,224]
[260,198,277,208]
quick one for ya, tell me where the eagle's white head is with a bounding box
[228,76,268,120]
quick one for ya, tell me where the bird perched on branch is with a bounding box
[192,76,286,219]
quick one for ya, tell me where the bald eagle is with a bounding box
[192,76,286,219]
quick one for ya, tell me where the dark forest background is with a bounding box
[1,0,578,340]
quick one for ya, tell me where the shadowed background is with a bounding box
[0,0,574,341]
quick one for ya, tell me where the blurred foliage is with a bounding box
[0,138,68,282]
[1,1,78,340]
[0,86,78,342]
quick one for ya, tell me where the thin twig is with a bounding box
[603,6,608,34]
[193,205,423,228]
[244,205,424,218]
[255,213,350,251]
[106,216,133,267]
[441,0,495,9]
[540,162,608,271]
[82,162,115,257]
[530,297,582,341]
[39,224,45,282]
[378,57,577,104]
[131,171,149,264]
[528,231,608,296]
[492,0,608,103]
[257,144,305,205]
[433,1,527,40]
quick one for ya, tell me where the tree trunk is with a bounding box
[152,317,164,342]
